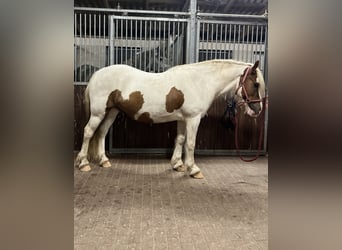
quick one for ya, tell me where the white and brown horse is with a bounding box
[75,59,266,178]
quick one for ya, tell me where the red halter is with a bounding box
[235,66,263,107]
[234,66,267,162]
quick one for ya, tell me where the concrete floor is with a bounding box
[74,156,268,250]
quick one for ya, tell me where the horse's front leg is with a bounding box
[184,115,204,179]
[171,121,186,172]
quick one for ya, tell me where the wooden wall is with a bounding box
[74,86,265,152]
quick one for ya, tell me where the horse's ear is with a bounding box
[251,60,259,73]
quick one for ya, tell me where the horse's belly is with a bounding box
[134,110,183,124]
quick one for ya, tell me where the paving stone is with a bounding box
[74,155,268,249]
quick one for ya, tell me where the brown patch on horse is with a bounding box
[137,112,153,124]
[165,87,184,113]
[106,90,144,118]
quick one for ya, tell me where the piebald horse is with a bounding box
[75,59,266,179]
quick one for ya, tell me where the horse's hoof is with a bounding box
[101,161,111,168]
[190,171,204,179]
[174,165,186,172]
[79,165,91,172]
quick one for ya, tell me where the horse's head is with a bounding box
[236,60,266,117]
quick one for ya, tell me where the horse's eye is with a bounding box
[254,82,260,88]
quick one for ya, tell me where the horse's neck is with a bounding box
[196,62,245,98]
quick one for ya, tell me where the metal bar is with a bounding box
[84,13,87,82]
[125,19,128,64]
[74,7,190,16]
[224,23,227,59]
[162,21,166,71]
[215,23,218,59]
[110,15,188,23]
[219,23,223,58]
[153,20,156,72]
[195,19,266,26]
[210,23,213,59]
[206,23,209,60]
[115,18,118,64]
[130,19,133,65]
[237,24,241,60]
[172,21,175,66]
[246,24,250,62]
[139,20,142,69]
[120,19,123,63]
[198,12,267,19]
[188,0,197,63]
[109,16,114,65]
[144,21,147,70]
[158,21,161,72]
[167,21,170,66]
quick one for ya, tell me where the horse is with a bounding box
[75,59,266,179]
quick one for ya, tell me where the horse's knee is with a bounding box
[175,134,185,145]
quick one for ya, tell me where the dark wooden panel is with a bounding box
[74,86,87,150]
[74,85,265,151]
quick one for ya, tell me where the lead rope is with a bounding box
[234,97,267,162]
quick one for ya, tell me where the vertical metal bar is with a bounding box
[242,24,246,62]
[176,21,180,64]
[144,21,147,70]
[84,13,87,82]
[228,24,232,59]
[251,24,255,62]
[219,23,223,59]
[139,20,142,69]
[200,23,203,61]
[149,20,152,71]
[263,23,268,154]
[90,14,93,77]
[260,25,264,69]
[222,24,229,59]
[74,13,76,83]
[125,19,128,64]
[120,19,123,64]
[233,24,236,60]
[172,21,175,66]
[195,21,200,62]
[237,24,240,61]
[188,0,197,63]
[167,21,170,66]
[130,19,133,66]
[158,21,161,72]
[210,23,214,59]
[153,20,156,72]
[135,19,137,68]
[181,21,185,63]
[215,23,218,59]
[206,23,209,60]
[109,16,114,66]
[104,14,107,66]
[163,21,166,71]
[255,24,259,63]
[94,14,98,71]
[247,24,250,62]
[115,18,118,64]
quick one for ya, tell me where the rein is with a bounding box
[233,66,267,162]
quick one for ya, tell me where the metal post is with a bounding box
[188,0,197,63]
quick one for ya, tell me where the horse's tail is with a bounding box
[84,80,101,163]
[84,86,90,121]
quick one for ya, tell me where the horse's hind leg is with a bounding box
[171,121,186,172]
[184,115,204,179]
[95,108,119,168]
[76,113,105,171]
